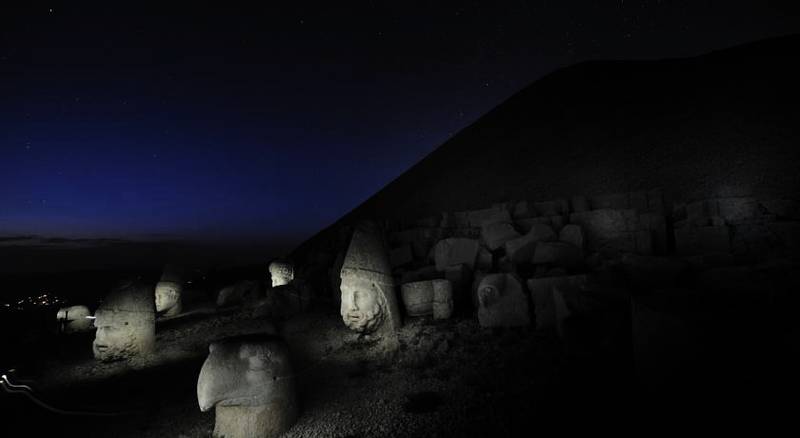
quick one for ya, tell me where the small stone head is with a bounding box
[197,335,294,412]
[93,280,155,361]
[268,262,294,288]
[155,281,182,315]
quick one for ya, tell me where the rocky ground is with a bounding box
[3,297,636,437]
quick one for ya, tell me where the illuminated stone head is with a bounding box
[155,265,183,316]
[155,281,182,316]
[55,305,93,333]
[339,221,401,335]
[197,335,295,412]
[92,280,155,361]
[268,261,294,288]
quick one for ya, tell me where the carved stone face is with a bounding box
[92,281,155,361]
[269,263,294,288]
[155,281,182,315]
[197,336,294,412]
[339,276,386,333]
[93,308,154,361]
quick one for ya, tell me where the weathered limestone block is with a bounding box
[504,223,556,263]
[433,238,480,271]
[464,206,512,227]
[93,280,155,361]
[217,280,262,307]
[389,244,414,268]
[481,221,521,251]
[531,241,582,268]
[674,226,731,255]
[387,228,445,259]
[559,224,584,249]
[527,275,587,330]
[400,265,443,284]
[400,281,434,316]
[56,305,93,333]
[268,261,294,287]
[476,274,529,327]
[197,335,297,438]
[432,279,454,320]
[340,221,402,339]
[568,208,647,253]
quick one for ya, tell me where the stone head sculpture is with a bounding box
[155,265,183,316]
[197,335,298,438]
[93,280,155,361]
[197,334,295,411]
[268,261,294,288]
[56,305,93,333]
[339,221,401,336]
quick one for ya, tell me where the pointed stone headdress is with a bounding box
[340,221,394,285]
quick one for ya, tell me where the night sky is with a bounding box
[2,2,799,248]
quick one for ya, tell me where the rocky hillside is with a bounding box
[293,33,800,268]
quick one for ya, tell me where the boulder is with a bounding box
[504,223,557,263]
[476,274,530,327]
[400,281,435,316]
[400,265,443,284]
[559,224,584,249]
[432,279,454,320]
[433,238,480,271]
[481,222,521,251]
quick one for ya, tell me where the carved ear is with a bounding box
[209,343,218,353]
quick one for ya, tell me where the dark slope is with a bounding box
[295,33,800,261]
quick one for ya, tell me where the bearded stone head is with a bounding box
[92,280,155,362]
[339,276,387,333]
[339,221,401,336]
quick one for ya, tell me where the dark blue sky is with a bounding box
[2,2,799,246]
